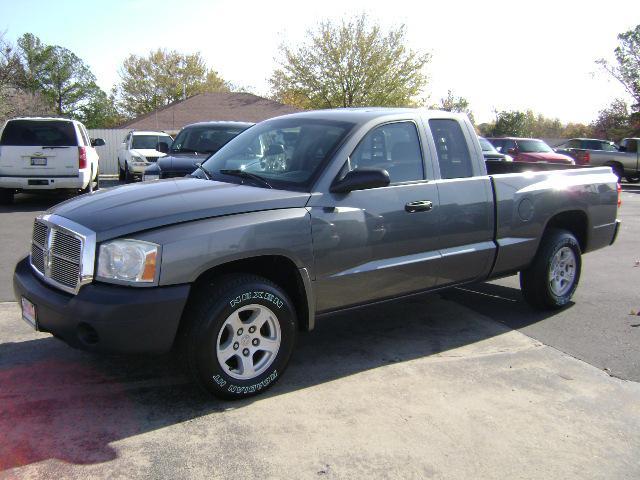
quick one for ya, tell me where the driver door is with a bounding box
[309,121,442,313]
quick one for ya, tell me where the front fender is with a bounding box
[131,208,314,285]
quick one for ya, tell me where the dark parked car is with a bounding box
[487,137,574,165]
[143,121,253,180]
[479,136,512,162]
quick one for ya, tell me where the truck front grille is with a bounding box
[30,219,85,293]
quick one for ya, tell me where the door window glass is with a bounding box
[347,122,424,183]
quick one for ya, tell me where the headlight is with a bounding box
[505,155,514,162]
[143,173,160,181]
[131,155,145,164]
[97,239,159,284]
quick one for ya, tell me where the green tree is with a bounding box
[434,89,474,123]
[591,99,637,141]
[597,24,640,111]
[270,14,430,109]
[115,49,230,117]
[491,110,529,137]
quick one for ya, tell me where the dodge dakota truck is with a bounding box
[555,137,640,183]
[13,108,621,399]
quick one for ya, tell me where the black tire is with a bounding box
[520,229,582,310]
[0,188,14,205]
[178,274,297,399]
[124,162,133,183]
[93,166,100,191]
[625,176,640,184]
[607,163,624,181]
[118,161,125,182]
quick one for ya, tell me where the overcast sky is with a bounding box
[1,0,638,124]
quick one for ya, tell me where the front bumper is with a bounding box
[13,257,190,354]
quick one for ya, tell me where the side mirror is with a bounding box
[331,168,390,194]
[266,144,285,155]
[91,138,105,147]
[156,141,170,154]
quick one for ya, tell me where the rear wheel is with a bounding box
[0,188,14,205]
[520,229,581,310]
[625,176,640,184]
[178,274,297,399]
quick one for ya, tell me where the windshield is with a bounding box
[0,120,77,146]
[132,134,172,150]
[517,140,553,153]
[171,125,250,154]
[479,137,497,153]
[200,117,354,190]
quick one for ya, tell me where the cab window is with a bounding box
[346,121,424,184]
[429,119,474,179]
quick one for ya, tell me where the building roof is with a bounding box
[120,92,300,131]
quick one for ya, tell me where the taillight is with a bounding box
[575,150,590,164]
[78,147,87,169]
[617,182,622,208]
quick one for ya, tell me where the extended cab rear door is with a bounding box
[425,117,496,285]
[0,119,79,178]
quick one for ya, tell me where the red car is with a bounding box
[487,137,574,164]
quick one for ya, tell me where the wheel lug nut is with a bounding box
[237,328,243,335]
[233,342,239,350]
[252,338,259,346]
[242,348,250,356]
[248,326,256,333]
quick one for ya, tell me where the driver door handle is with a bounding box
[405,200,433,213]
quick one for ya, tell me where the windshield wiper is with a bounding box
[194,162,212,180]
[219,169,272,189]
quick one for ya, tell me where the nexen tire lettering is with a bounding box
[229,291,284,309]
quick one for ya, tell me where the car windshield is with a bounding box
[132,134,173,150]
[517,140,553,153]
[0,120,77,146]
[200,117,355,190]
[479,138,498,153]
[171,125,250,154]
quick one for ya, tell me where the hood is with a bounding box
[49,178,311,241]
[156,152,205,172]
[517,152,573,164]
[131,148,164,157]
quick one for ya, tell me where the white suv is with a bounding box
[0,117,103,204]
[117,130,173,182]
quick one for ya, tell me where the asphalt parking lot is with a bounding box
[1,180,639,479]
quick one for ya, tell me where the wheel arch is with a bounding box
[188,254,314,332]
[541,209,588,253]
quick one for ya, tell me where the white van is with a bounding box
[0,117,104,204]
[117,130,173,182]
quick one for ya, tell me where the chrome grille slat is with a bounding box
[30,218,90,294]
[31,244,45,273]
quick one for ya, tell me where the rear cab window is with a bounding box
[428,119,474,179]
[0,120,78,147]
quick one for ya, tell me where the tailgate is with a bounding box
[0,146,78,177]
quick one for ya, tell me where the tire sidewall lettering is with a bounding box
[229,290,284,310]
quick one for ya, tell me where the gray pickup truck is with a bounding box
[13,109,621,399]
[556,137,640,183]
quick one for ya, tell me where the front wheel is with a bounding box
[520,229,582,310]
[178,274,297,399]
[124,162,134,183]
[0,188,14,205]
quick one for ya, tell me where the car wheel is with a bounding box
[124,162,133,183]
[520,229,581,310]
[0,188,14,205]
[607,163,624,181]
[178,274,297,399]
[625,176,640,184]
[118,161,125,181]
